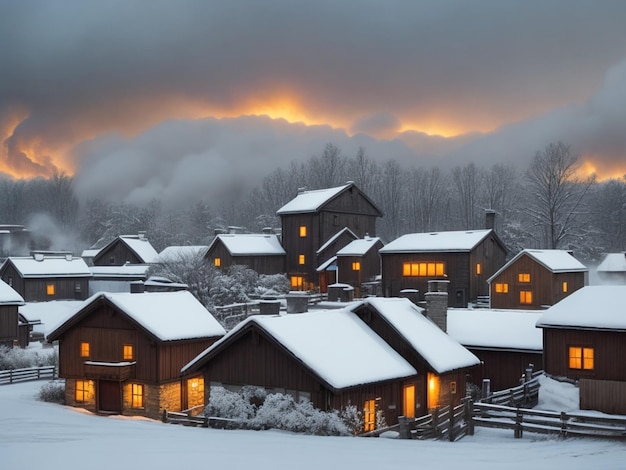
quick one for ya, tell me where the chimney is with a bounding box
[298,186,307,194]
[485,210,496,230]
[425,279,449,332]
[130,281,145,294]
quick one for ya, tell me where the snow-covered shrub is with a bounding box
[256,274,290,297]
[0,346,58,370]
[37,380,65,404]
[204,386,257,421]
[339,403,363,435]
[376,409,387,429]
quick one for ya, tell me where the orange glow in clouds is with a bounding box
[579,159,626,181]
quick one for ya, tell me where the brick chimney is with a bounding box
[485,209,496,230]
[425,279,449,332]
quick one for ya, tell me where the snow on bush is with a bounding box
[0,345,58,370]
[205,386,352,436]
[37,380,65,404]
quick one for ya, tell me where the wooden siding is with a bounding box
[205,240,285,275]
[543,328,626,382]
[0,305,18,346]
[336,250,381,293]
[0,262,88,301]
[580,379,626,415]
[467,349,543,391]
[490,254,586,309]
[281,213,320,287]
[381,235,506,307]
[93,239,143,266]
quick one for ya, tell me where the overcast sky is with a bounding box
[2,0,626,205]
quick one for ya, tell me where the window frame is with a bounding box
[80,342,90,358]
[352,261,361,271]
[494,283,509,294]
[214,257,221,267]
[519,290,533,305]
[518,273,531,283]
[75,380,93,403]
[123,344,133,361]
[402,262,445,277]
[569,346,594,370]
[131,383,144,408]
[299,225,307,238]
[46,283,55,296]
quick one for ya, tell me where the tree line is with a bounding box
[0,141,624,262]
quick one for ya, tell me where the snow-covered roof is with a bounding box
[488,249,587,282]
[362,297,480,373]
[447,309,543,352]
[536,285,626,331]
[316,227,358,255]
[0,280,24,305]
[81,249,101,258]
[118,235,159,263]
[20,300,82,335]
[596,253,626,273]
[379,229,494,253]
[90,265,150,278]
[210,234,286,256]
[156,245,209,263]
[183,308,416,389]
[316,256,337,272]
[48,291,225,342]
[4,256,92,278]
[336,237,381,256]
[276,184,351,215]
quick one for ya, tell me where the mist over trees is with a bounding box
[0,142,624,263]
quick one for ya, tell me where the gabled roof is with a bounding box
[336,236,382,257]
[0,280,24,305]
[596,253,626,273]
[316,227,358,255]
[208,234,286,256]
[89,265,150,279]
[362,297,480,373]
[379,229,497,254]
[183,308,416,391]
[94,235,159,264]
[487,249,587,283]
[536,285,626,331]
[316,256,337,272]
[276,182,383,216]
[47,291,226,342]
[447,309,543,352]
[2,256,92,278]
[156,245,209,263]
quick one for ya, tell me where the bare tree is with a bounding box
[405,166,447,233]
[306,143,347,189]
[452,162,484,229]
[346,147,379,195]
[525,141,595,249]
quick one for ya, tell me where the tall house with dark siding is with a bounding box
[487,249,587,309]
[276,183,383,291]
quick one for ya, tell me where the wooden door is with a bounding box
[98,380,121,413]
[403,384,415,418]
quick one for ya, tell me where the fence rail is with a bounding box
[0,365,57,385]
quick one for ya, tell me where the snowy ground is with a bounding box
[1,379,625,469]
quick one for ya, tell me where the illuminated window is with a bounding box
[299,225,307,237]
[46,284,55,296]
[352,261,361,271]
[495,283,509,293]
[562,281,568,293]
[214,257,221,267]
[363,399,376,432]
[298,254,305,265]
[402,262,445,277]
[290,276,303,289]
[427,372,440,409]
[476,263,482,275]
[518,273,530,283]
[569,346,594,370]
[403,385,415,419]
[520,290,533,304]
[123,345,133,361]
[131,383,144,408]
[75,380,93,402]
[80,342,90,358]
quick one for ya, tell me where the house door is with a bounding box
[403,384,415,418]
[363,399,376,432]
[98,380,122,413]
[454,289,466,308]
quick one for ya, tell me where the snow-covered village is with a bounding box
[2,1,626,468]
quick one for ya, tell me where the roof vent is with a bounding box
[33,252,44,261]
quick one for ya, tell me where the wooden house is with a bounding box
[0,280,25,347]
[488,249,587,309]
[536,285,626,414]
[0,252,92,302]
[204,234,286,275]
[277,183,383,292]
[379,228,507,307]
[92,234,159,266]
[88,265,151,295]
[595,252,626,284]
[316,227,358,292]
[447,309,543,391]
[335,236,384,297]
[46,290,226,419]
[183,297,479,428]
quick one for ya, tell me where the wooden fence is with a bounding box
[480,371,541,408]
[162,410,244,429]
[0,365,57,385]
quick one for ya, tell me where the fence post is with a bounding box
[514,409,523,438]
[466,399,474,436]
[448,405,455,442]
[481,379,491,400]
[398,416,410,439]
[9,369,13,384]
[560,412,568,438]
[202,415,209,428]
[432,408,439,438]
[162,409,168,423]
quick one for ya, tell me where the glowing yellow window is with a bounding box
[131,383,144,408]
[476,263,482,275]
[299,225,307,237]
[123,345,133,361]
[569,347,594,370]
[352,261,361,271]
[290,276,303,289]
[46,284,55,296]
[298,254,305,265]
[495,283,509,293]
[214,257,221,267]
[403,385,415,419]
[403,262,444,277]
[363,399,376,432]
[518,273,530,283]
[80,342,90,358]
[427,372,440,409]
[520,290,533,305]
[562,281,568,293]
[75,380,94,402]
